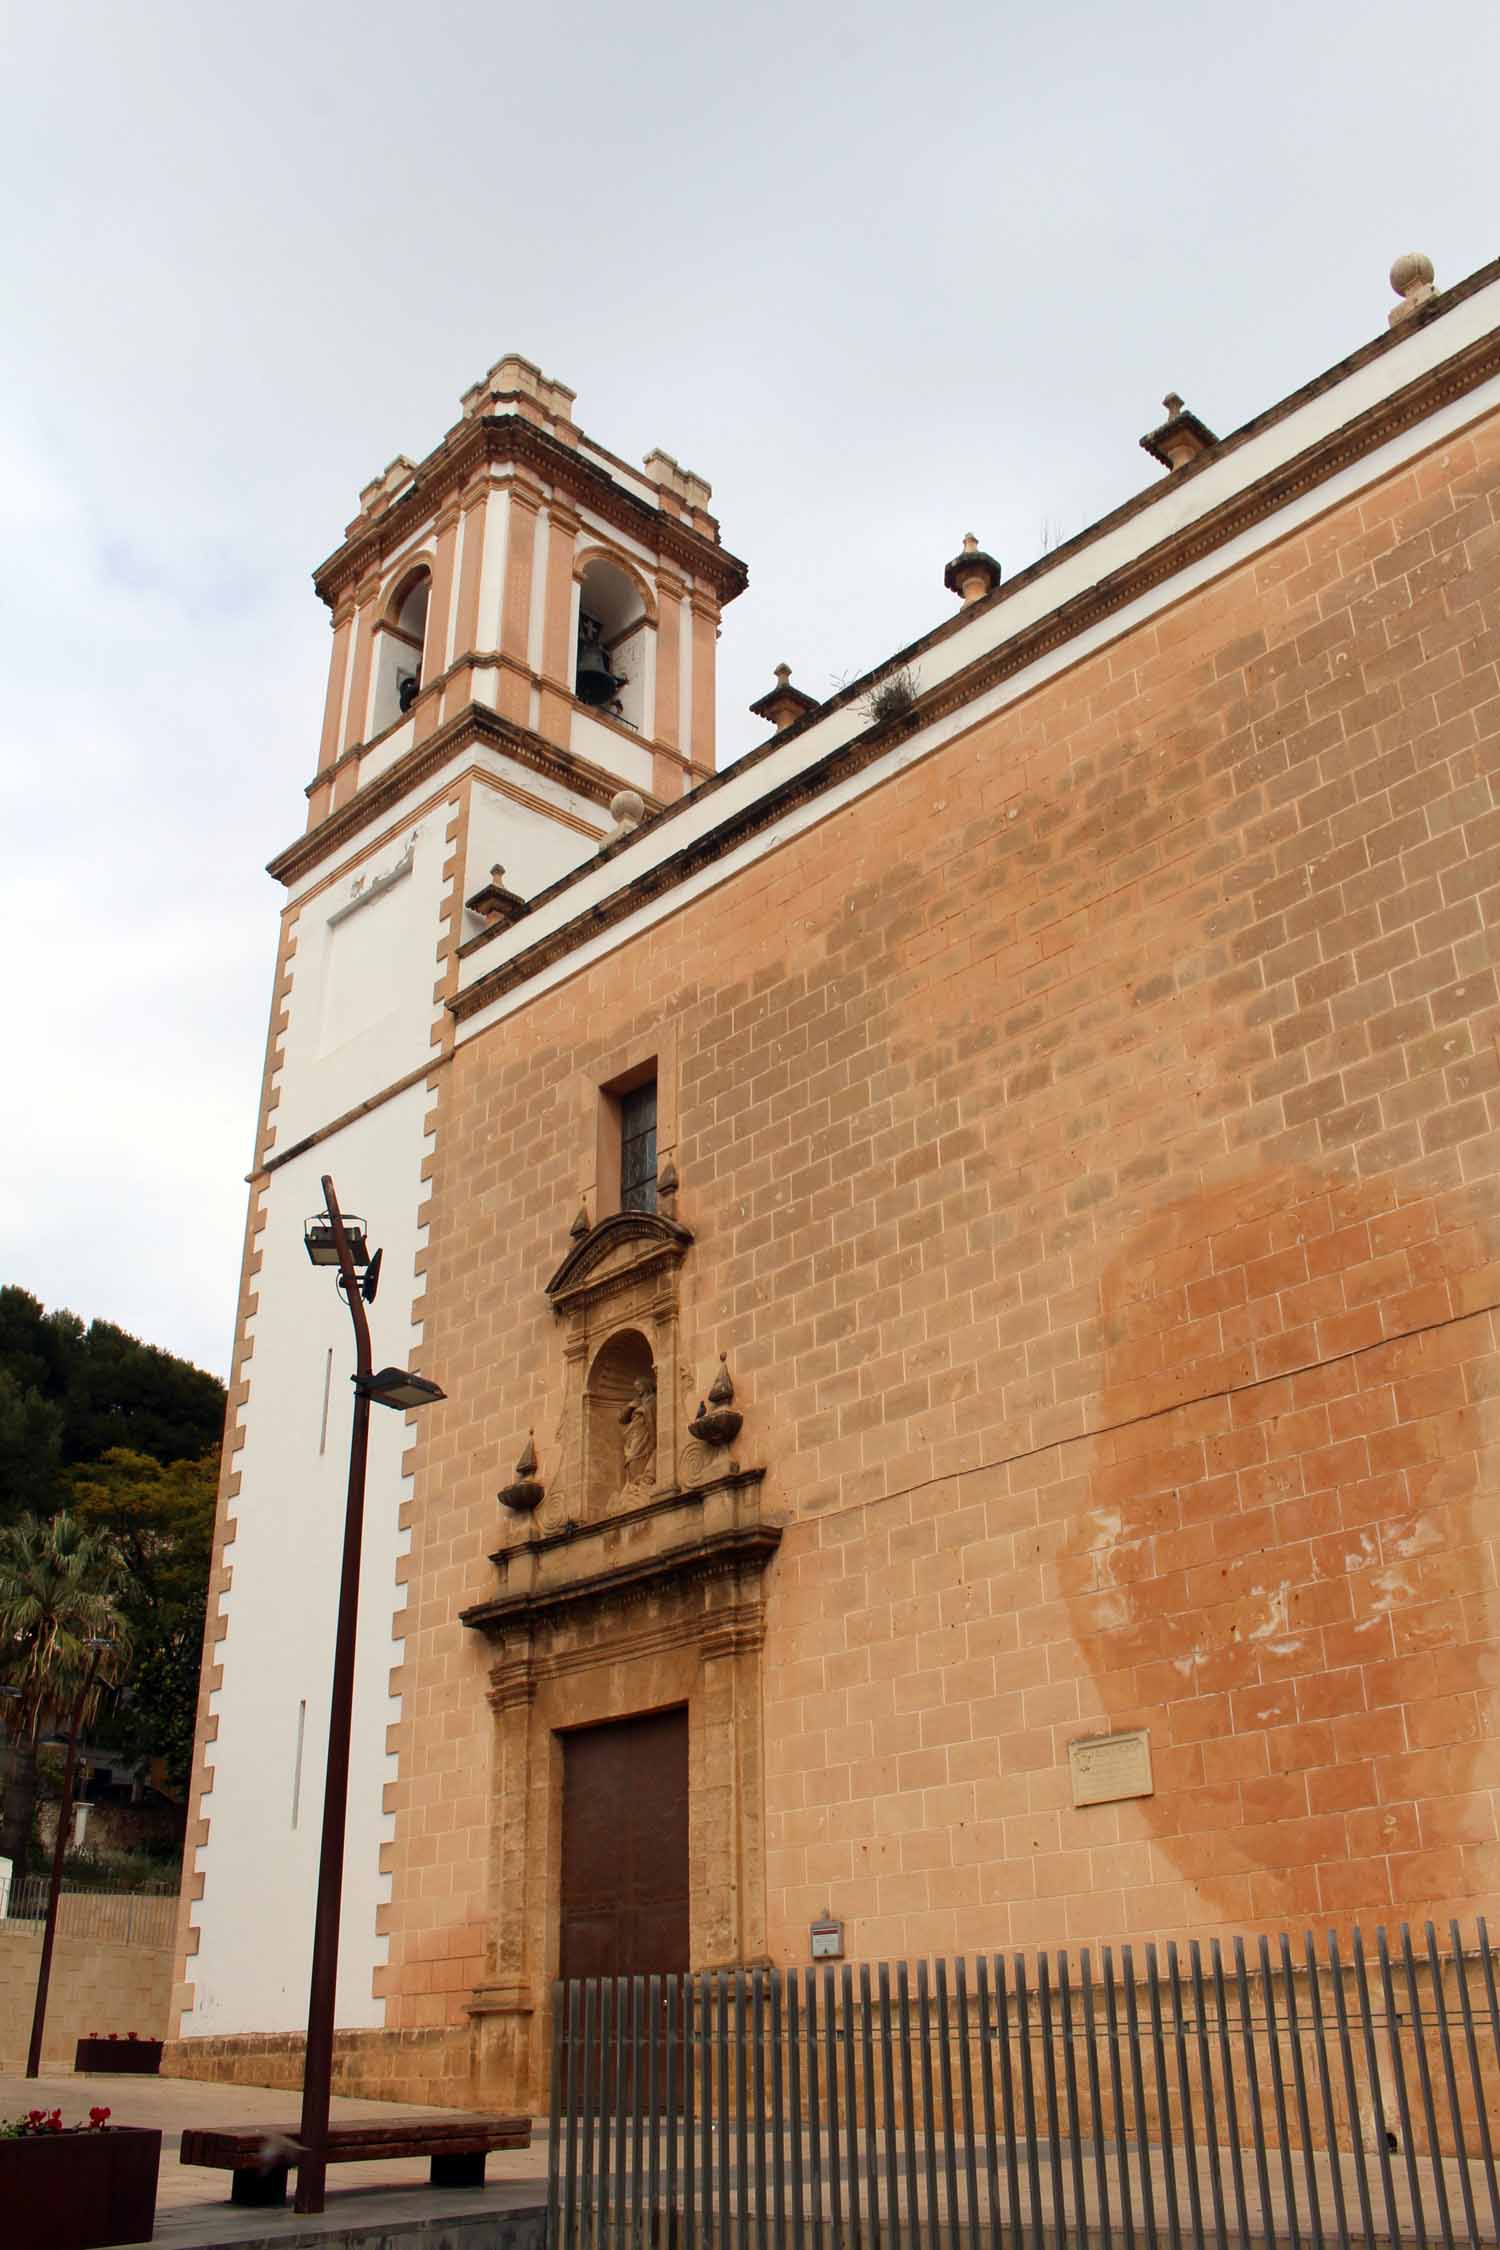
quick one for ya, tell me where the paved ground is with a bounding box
[0,2065,549,2246]
[7,2063,1498,2245]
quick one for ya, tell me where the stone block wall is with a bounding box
[0,1931,172,2069]
[387,400,1500,2034]
[161,2023,470,2107]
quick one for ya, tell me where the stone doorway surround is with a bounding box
[459,1466,778,2111]
[458,1185,778,2113]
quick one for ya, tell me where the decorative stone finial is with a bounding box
[1389,252,1437,327]
[689,1353,743,1450]
[569,1203,590,1241]
[464,864,528,926]
[1139,393,1218,473]
[500,1431,545,1514]
[943,536,1002,606]
[607,788,646,842]
[749,663,820,734]
[357,456,417,521]
[657,1158,680,1205]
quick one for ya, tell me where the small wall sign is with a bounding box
[1068,1728,1153,1808]
[810,1917,844,1961]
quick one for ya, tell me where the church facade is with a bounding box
[172,260,1500,2113]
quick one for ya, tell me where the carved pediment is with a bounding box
[544,1209,693,1317]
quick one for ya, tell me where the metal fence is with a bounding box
[549,1921,1500,2248]
[0,1879,176,1948]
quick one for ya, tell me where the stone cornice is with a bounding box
[314,414,749,610]
[459,1513,780,1642]
[450,305,1500,1023]
[266,705,637,889]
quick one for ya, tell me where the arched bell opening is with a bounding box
[575,557,647,733]
[583,1328,656,1517]
[371,567,432,735]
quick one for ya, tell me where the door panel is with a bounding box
[560,1707,690,2115]
[559,1705,690,1985]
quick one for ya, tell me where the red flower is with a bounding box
[88,2107,111,2130]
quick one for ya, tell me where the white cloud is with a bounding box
[2,0,1498,1371]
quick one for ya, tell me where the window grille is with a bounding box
[619,1082,657,1214]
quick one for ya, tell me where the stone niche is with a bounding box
[456,1205,779,2114]
[544,1208,695,1520]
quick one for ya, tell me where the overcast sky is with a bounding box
[2,0,1497,1379]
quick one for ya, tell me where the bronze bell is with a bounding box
[576,616,624,708]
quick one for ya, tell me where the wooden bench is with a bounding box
[178,2114,531,2205]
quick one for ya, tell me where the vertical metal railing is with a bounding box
[0,1878,176,1947]
[549,1920,1500,2248]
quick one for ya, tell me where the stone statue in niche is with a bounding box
[619,1374,657,1498]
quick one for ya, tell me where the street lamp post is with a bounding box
[295,1173,444,2215]
[26,1637,111,2078]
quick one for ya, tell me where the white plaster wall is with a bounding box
[183,1087,430,2037]
[358,712,418,790]
[463,782,601,920]
[270,823,446,1154]
[568,708,654,791]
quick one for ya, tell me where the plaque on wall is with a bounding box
[1068,1729,1153,1808]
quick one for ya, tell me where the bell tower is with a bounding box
[306,354,747,832]
[173,361,745,2065]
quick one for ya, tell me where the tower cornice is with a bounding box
[313,414,749,611]
[267,702,653,889]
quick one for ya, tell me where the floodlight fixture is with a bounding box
[356,1367,447,1412]
[304,1212,372,1269]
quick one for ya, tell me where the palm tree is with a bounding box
[0,1512,131,1877]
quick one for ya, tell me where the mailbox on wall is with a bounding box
[810,1916,844,1961]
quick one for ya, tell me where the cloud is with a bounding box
[3,0,1498,1371]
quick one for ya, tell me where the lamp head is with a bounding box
[355,1367,446,1412]
[304,1212,372,1270]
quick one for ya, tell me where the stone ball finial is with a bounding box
[608,788,646,839]
[1390,251,1434,296]
[1389,252,1436,326]
[1162,392,1184,415]
[773,662,792,685]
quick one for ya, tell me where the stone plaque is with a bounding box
[1068,1728,1153,1808]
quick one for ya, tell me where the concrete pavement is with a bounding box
[0,2065,549,2247]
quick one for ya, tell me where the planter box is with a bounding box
[1,2126,161,2249]
[74,2038,163,2076]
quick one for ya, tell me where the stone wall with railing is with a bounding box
[0,1889,175,2068]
